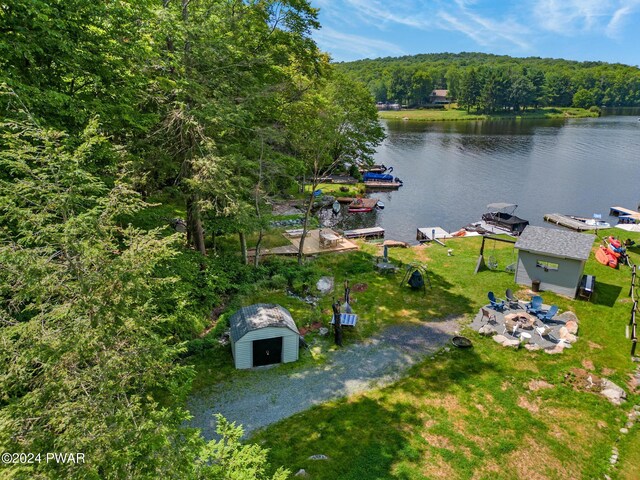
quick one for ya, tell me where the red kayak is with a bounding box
[609,236,622,249]
[596,246,618,268]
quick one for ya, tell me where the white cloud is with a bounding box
[532,0,640,37]
[313,27,406,60]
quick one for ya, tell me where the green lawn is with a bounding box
[379,107,600,122]
[213,232,640,479]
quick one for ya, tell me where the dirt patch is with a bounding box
[564,368,603,393]
[421,432,455,451]
[518,395,541,413]
[471,460,502,480]
[601,367,616,376]
[422,394,465,414]
[299,321,324,336]
[507,437,575,479]
[413,244,432,262]
[528,379,555,391]
[501,380,511,391]
[588,341,603,350]
[597,420,608,429]
[581,359,595,371]
[419,451,457,479]
[351,283,368,292]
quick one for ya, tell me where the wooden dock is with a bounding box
[543,213,595,231]
[364,181,402,190]
[416,227,449,246]
[343,227,385,239]
[610,206,640,221]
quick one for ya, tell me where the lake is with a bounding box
[330,114,640,244]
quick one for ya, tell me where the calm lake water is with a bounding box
[331,114,640,243]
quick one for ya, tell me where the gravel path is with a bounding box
[187,317,459,439]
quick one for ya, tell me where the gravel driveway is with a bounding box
[187,318,459,439]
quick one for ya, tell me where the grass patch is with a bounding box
[379,107,600,122]
[192,232,640,479]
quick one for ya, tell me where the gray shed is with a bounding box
[514,226,595,298]
[229,304,300,369]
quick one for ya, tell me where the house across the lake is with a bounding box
[429,89,451,104]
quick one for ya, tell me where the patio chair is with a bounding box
[505,288,522,309]
[535,324,561,343]
[480,307,497,326]
[487,291,506,311]
[503,320,518,338]
[526,295,543,314]
[536,304,559,322]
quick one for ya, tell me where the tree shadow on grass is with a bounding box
[591,281,623,307]
[253,348,497,480]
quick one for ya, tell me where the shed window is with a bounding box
[536,260,559,271]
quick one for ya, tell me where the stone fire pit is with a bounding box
[504,312,536,330]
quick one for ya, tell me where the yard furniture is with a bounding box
[480,308,497,326]
[526,295,543,314]
[519,332,532,344]
[487,291,506,311]
[536,304,559,322]
[535,325,560,343]
[505,289,522,309]
[578,274,596,301]
[503,319,518,337]
[330,313,358,327]
[319,230,341,248]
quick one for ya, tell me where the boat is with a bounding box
[358,164,389,174]
[332,201,341,214]
[481,203,529,236]
[376,200,385,210]
[596,246,618,268]
[363,172,394,182]
[584,218,611,228]
[347,198,378,213]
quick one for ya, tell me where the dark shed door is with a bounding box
[252,337,283,367]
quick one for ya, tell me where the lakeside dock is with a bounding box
[543,213,596,231]
[343,227,385,239]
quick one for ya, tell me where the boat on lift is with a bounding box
[481,203,529,236]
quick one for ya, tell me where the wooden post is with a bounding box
[332,300,342,347]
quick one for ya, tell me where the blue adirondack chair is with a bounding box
[526,295,543,314]
[537,304,559,322]
[487,291,505,311]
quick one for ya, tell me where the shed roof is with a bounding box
[430,89,448,97]
[515,226,595,261]
[229,304,299,342]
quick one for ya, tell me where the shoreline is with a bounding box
[379,107,600,122]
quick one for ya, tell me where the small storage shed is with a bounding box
[229,304,300,369]
[514,226,595,298]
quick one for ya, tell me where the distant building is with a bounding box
[429,89,451,104]
[376,103,401,111]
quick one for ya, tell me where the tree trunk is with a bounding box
[239,231,248,265]
[297,189,316,265]
[254,230,263,267]
[186,195,206,256]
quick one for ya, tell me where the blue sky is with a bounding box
[311,0,640,66]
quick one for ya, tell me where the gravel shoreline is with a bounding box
[187,317,459,439]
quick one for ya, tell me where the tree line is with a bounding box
[0,1,381,478]
[337,52,640,111]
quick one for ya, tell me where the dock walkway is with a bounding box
[343,227,385,239]
[543,213,594,231]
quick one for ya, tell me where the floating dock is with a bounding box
[610,206,640,221]
[364,181,402,190]
[416,227,449,246]
[543,213,595,231]
[343,227,385,239]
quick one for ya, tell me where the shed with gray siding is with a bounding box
[514,226,595,298]
[229,304,300,369]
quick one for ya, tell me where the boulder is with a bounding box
[479,325,497,336]
[316,276,334,294]
[558,327,578,344]
[308,454,329,460]
[600,379,627,406]
[557,311,579,324]
[545,343,567,355]
[502,338,521,348]
[524,343,542,352]
[493,334,508,344]
[565,320,579,335]
[318,327,329,336]
[295,469,308,477]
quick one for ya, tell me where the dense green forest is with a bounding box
[337,52,640,112]
[0,1,381,478]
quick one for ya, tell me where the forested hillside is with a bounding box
[337,52,640,112]
[0,1,381,478]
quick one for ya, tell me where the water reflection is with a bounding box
[367,116,640,243]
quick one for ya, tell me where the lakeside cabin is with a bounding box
[514,226,595,298]
[428,89,451,105]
